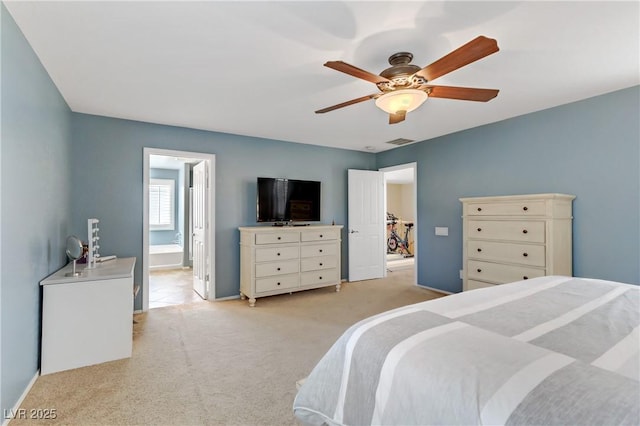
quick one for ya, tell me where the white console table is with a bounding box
[40,257,136,375]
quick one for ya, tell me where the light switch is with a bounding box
[435,226,449,236]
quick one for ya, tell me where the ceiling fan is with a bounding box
[316,36,500,124]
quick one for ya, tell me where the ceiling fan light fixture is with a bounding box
[375,89,428,114]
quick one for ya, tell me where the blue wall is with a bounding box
[377,86,640,292]
[1,3,73,415]
[70,114,376,305]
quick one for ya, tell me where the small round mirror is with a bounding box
[65,235,83,277]
[65,235,83,260]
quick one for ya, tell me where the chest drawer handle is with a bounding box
[277,267,281,271]
[277,282,281,286]
[319,276,323,280]
[319,234,323,238]
[523,206,528,211]
[523,252,528,257]
[477,228,482,232]
[522,229,528,234]
[277,236,281,240]
[477,248,482,252]
[477,268,482,273]
[319,262,323,266]
[277,252,281,256]
[523,276,529,280]
[319,249,323,253]
[477,207,482,212]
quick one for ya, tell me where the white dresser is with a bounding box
[239,225,343,306]
[460,194,575,291]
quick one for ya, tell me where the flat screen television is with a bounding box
[257,177,321,223]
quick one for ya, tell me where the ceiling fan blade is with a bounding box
[315,94,378,114]
[389,111,406,125]
[427,85,499,102]
[324,61,390,85]
[416,36,499,82]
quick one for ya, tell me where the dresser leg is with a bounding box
[336,283,341,292]
[240,292,246,300]
[249,298,256,307]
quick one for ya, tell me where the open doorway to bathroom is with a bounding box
[381,163,417,283]
[142,148,215,311]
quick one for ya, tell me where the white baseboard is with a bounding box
[416,283,452,295]
[2,370,39,426]
[213,294,240,301]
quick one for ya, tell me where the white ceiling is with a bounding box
[150,154,202,170]
[5,1,639,153]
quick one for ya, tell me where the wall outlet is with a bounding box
[435,226,449,236]
[459,270,464,279]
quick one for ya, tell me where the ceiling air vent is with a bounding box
[385,138,414,146]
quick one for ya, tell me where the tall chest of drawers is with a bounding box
[239,225,343,306]
[460,194,575,291]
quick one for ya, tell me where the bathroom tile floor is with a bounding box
[149,268,205,309]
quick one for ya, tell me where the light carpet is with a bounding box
[14,269,443,425]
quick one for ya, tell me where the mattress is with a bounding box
[293,276,640,425]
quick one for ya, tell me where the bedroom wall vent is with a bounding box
[385,138,414,146]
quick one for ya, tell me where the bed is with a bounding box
[293,276,639,425]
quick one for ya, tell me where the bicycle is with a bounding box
[386,212,414,258]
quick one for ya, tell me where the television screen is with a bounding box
[257,177,321,223]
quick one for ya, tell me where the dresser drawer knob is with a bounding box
[477,248,482,252]
[522,229,528,234]
[319,263,323,266]
[277,267,281,271]
[319,249,323,253]
[277,252,281,256]
[477,228,482,232]
[477,207,482,212]
[319,234,323,238]
[523,276,529,280]
[319,276,323,280]
[277,282,281,286]
[523,252,528,257]
[523,206,528,211]
[477,268,482,273]
[277,236,281,240]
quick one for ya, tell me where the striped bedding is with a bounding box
[293,276,640,425]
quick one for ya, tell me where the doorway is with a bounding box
[142,148,216,311]
[381,163,417,283]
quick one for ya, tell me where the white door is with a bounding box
[192,161,208,298]
[348,169,385,281]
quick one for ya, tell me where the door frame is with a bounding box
[380,162,418,285]
[142,147,216,311]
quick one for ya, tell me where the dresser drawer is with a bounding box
[300,256,337,272]
[255,274,299,293]
[466,280,497,291]
[468,260,545,284]
[300,268,338,286]
[468,201,546,216]
[255,246,299,262]
[300,243,338,258]
[300,229,339,242]
[255,260,299,278]
[468,220,545,243]
[468,240,545,267]
[255,232,299,245]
